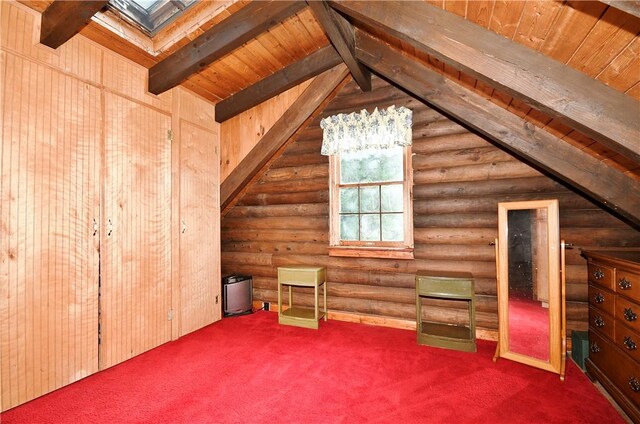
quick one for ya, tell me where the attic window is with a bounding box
[321,106,414,259]
[107,0,196,36]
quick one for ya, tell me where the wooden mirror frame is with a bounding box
[493,199,566,380]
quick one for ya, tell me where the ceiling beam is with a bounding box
[215,45,343,123]
[307,0,371,92]
[148,1,307,95]
[221,64,350,211]
[330,1,640,164]
[40,1,108,49]
[355,30,640,228]
[600,1,640,19]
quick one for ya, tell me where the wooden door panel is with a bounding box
[179,120,220,335]
[0,53,101,411]
[101,93,172,369]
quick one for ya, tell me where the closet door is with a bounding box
[179,120,221,335]
[100,93,172,369]
[0,55,101,410]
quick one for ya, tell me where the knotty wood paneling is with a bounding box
[221,76,639,337]
[1,2,103,85]
[220,79,311,181]
[0,51,101,410]
[183,7,328,102]
[102,50,172,113]
[100,92,172,370]
[170,88,221,338]
[179,120,220,335]
[2,2,221,411]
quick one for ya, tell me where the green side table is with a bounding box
[416,271,476,352]
[278,266,327,330]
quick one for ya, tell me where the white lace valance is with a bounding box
[320,105,413,155]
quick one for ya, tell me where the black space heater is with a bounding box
[222,275,253,317]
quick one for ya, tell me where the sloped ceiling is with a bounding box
[18,0,640,225]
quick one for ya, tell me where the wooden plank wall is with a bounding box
[0,47,101,410]
[100,93,172,370]
[0,2,106,410]
[0,1,220,410]
[220,76,640,337]
[220,80,311,181]
[173,88,221,337]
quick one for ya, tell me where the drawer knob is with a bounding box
[624,308,638,322]
[594,316,605,328]
[629,377,640,393]
[623,336,637,351]
[618,277,632,290]
[594,293,605,304]
[593,269,604,280]
[590,342,600,353]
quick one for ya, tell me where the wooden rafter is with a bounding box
[330,1,640,164]
[601,1,640,19]
[354,30,640,227]
[307,0,371,92]
[40,1,108,49]
[215,45,343,123]
[221,64,350,211]
[148,1,307,95]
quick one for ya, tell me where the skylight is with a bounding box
[108,0,196,36]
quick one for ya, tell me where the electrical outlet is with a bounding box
[264,302,269,311]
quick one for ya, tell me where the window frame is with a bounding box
[107,0,196,36]
[328,146,414,259]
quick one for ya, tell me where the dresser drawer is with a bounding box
[616,269,640,304]
[589,307,615,340]
[589,332,640,409]
[616,296,640,333]
[615,321,640,364]
[588,331,616,374]
[588,284,615,317]
[588,262,614,289]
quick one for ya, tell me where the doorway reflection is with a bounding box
[507,209,550,361]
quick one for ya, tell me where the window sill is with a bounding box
[328,246,414,260]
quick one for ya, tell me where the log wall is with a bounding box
[221,76,640,336]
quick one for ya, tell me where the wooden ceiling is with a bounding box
[17,0,640,224]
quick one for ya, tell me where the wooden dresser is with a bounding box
[583,250,640,423]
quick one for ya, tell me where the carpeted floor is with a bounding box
[1,311,625,423]
[508,297,550,360]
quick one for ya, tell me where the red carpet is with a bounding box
[509,297,550,360]
[1,311,624,424]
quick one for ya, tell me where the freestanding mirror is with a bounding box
[493,199,566,380]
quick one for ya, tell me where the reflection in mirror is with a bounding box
[507,209,549,361]
[494,199,566,380]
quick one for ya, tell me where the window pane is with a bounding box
[379,148,403,182]
[381,184,403,212]
[382,214,403,241]
[340,214,359,241]
[340,147,403,184]
[340,188,358,213]
[340,151,373,183]
[360,214,381,241]
[360,186,380,213]
[108,0,196,35]
[360,153,382,182]
[134,0,159,10]
[339,154,361,183]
